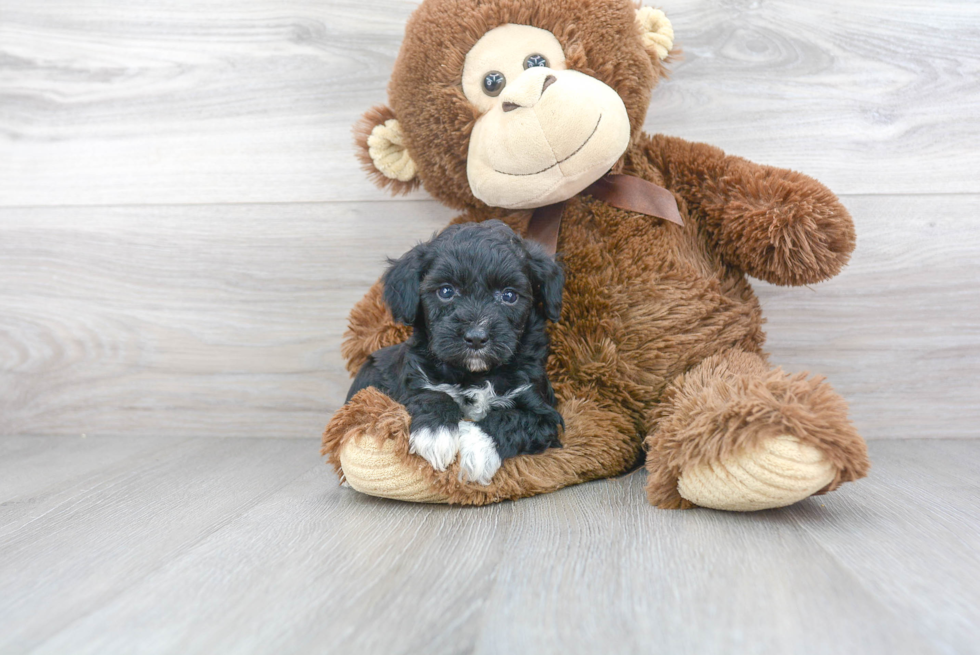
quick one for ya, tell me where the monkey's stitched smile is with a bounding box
[494,114,603,177]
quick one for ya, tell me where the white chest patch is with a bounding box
[423,380,531,421]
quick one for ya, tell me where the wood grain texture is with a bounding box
[0,435,168,505]
[789,439,980,655]
[0,1,976,651]
[0,438,972,654]
[756,194,980,439]
[0,200,453,438]
[0,437,316,653]
[472,473,931,655]
[1,0,979,206]
[2,195,976,439]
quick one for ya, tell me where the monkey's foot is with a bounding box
[644,349,870,510]
[340,435,450,503]
[676,435,835,511]
[322,387,450,503]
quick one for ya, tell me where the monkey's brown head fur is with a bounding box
[356,0,675,211]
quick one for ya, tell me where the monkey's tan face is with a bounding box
[462,25,632,210]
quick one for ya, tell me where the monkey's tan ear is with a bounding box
[354,105,421,195]
[635,6,675,61]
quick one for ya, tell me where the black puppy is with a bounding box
[346,220,564,485]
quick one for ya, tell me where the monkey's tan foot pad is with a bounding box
[322,387,450,503]
[677,435,835,511]
[340,435,450,503]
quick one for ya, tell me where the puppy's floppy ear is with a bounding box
[382,242,428,325]
[526,243,564,323]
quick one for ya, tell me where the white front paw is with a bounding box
[456,422,502,485]
[409,425,460,471]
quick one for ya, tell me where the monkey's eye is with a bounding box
[524,54,548,69]
[482,71,505,97]
[436,284,456,301]
[499,289,518,305]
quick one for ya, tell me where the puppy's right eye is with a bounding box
[436,284,455,301]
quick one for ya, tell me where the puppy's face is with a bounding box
[421,243,532,372]
[382,221,563,372]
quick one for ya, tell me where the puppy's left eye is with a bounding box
[437,284,456,301]
[500,289,518,305]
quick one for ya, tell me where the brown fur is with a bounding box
[357,0,669,210]
[341,280,413,375]
[323,387,640,505]
[643,348,869,509]
[642,135,856,286]
[326,0,869,508]
[321,386,413,481]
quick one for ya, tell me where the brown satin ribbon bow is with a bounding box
[526,173,684,256]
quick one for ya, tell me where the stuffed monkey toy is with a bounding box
[321,0,870,510]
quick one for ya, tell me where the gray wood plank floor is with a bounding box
[0,438,975,655]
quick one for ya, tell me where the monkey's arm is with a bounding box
[341,280,413,375]
[640,133,855,286]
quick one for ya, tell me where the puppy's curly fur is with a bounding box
[346,220,564,484]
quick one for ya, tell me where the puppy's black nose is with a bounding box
[464,326,488,350]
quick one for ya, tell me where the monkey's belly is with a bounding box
[545,203,765,425]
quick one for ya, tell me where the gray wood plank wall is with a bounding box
[1,0,978,439]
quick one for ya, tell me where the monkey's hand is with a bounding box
[644,133,855,286]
